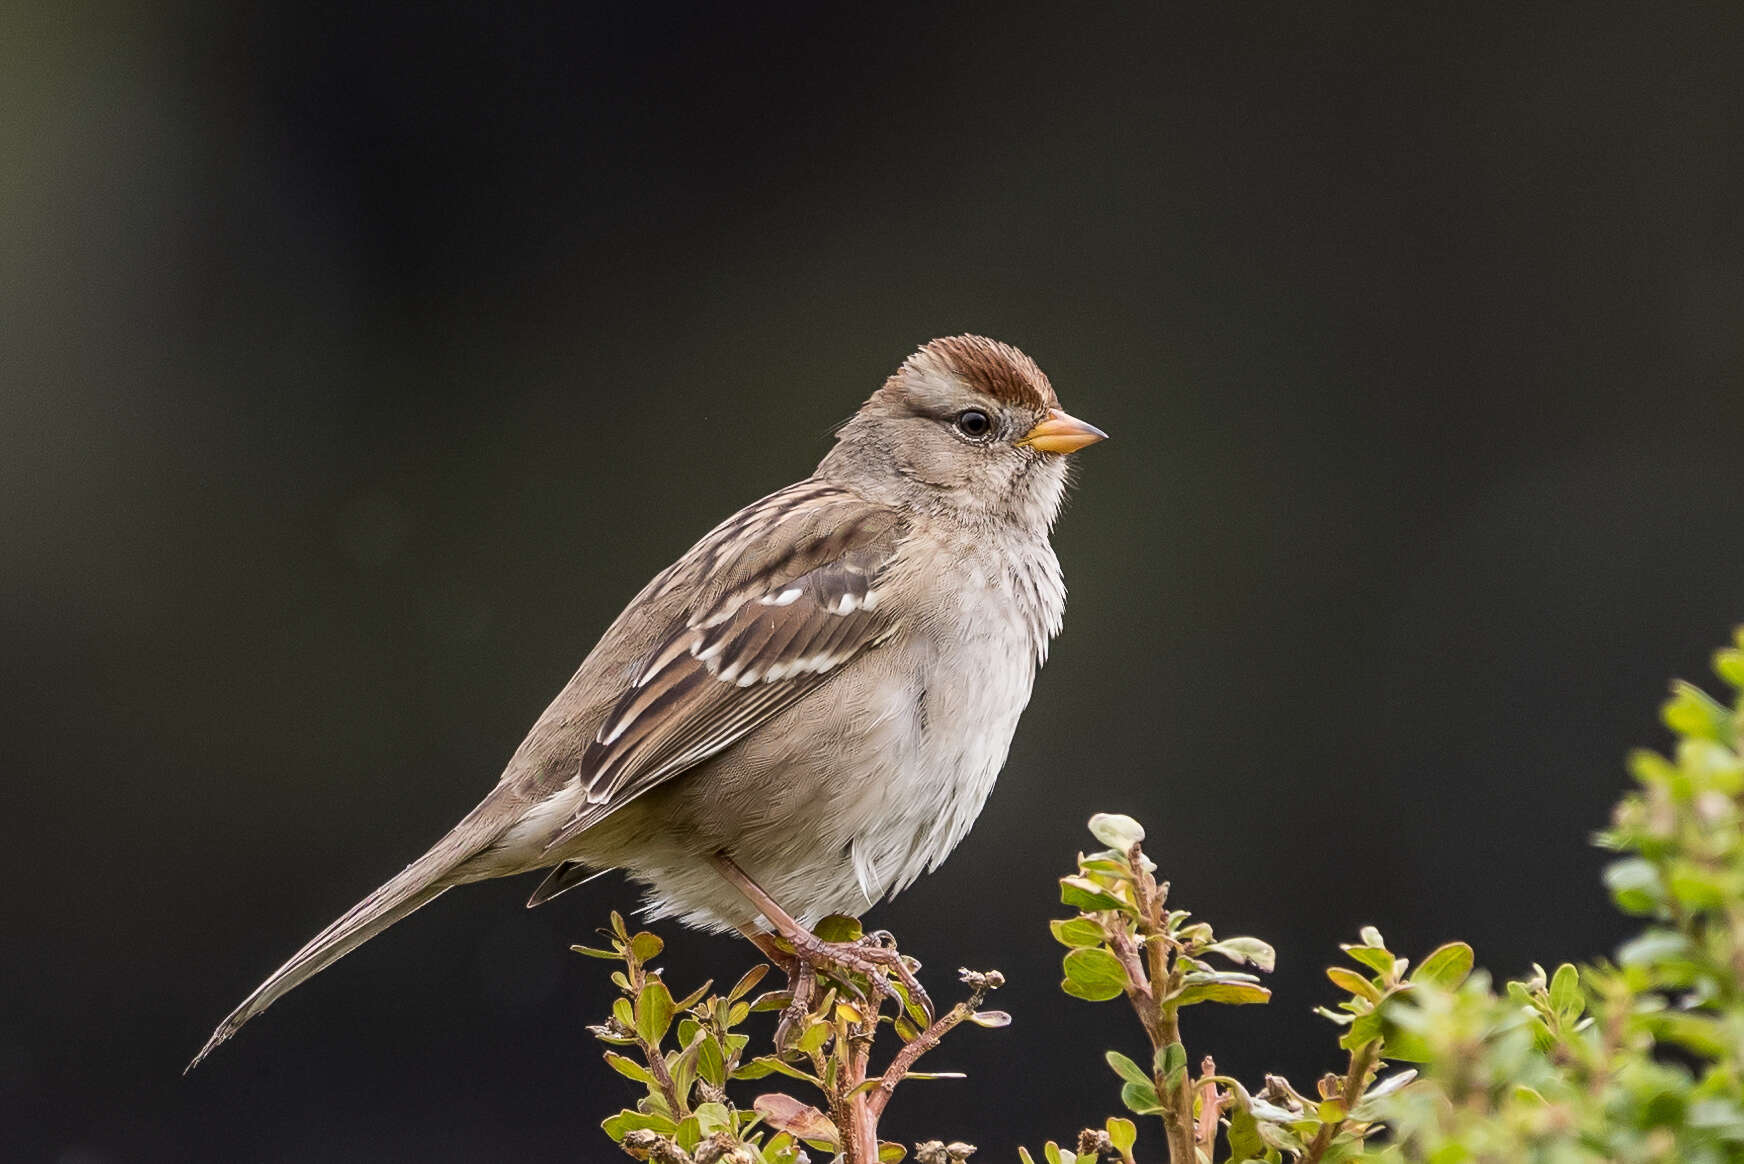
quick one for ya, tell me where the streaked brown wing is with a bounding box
[543,506,905,849]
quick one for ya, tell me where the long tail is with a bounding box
[187,800,514,1072]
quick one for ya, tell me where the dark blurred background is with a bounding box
[5,2,1743,1160]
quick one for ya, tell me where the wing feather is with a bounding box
[545,505,905,848]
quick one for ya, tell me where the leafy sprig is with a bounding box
[585,911,1007,1162]
[1027,627,1744,1162]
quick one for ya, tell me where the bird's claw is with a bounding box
[772,961,817,1056]
[783,930,935,1026]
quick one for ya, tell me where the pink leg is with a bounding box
[710,852,934,1022]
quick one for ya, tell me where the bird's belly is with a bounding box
[573,627,1037,932]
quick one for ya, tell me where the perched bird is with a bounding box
[190,334,1105,1069]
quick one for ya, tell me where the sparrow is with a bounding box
[190,334,1105,1069]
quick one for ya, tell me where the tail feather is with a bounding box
[526,858,607,907]
[188,797,522,1072]
[187,880,448,1071]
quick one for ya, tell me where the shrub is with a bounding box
[585,628,1744,1163]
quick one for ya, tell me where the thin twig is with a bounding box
[1194,1056,1222,1155]
[1301,1038,1380,1164]
[866,1001,975,1117]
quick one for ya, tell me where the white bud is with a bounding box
[1088,812,1146,851]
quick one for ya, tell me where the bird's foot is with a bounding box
[786,927,935,1026]
[772,958,817,1054]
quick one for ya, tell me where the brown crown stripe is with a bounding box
[912,334,1057,412]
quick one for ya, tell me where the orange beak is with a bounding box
[1016,408,1108,455]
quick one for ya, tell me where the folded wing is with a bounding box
[544,506,905,849]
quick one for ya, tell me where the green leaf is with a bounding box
[727,963,770,1002]
[1156,1039,1187,1086]
[1225,1087,1267,1159]
[1616,927,1691,966]
[696,1033,726,1088]
[1326,966,1381,1001]
[1382,1024,1433,1063]
[628,931,664,964]
[1340,1011,1383,1052]
[669,1037,701,1101]
[671,981,713,1014]
[1087,812,1146,850]
[1255,1119,1307,1153]
[1106,1050,1151,1087]
[1205,936,1276,973]
[1603,857,1666,915]
[1341,943,1396,975]
[1715,647,1744,688]
[635,979,676,1047]
[1667,859,1731,910]
[732,1056,821,1085]
[1664,680,1732,742]
[1060,875,1131,913]
[813,915,863,943]
[1645,1011,1728,1058]
[1410,942,1474,990]
[878,1144,908,1163]
[602,1051,653,1084]
[796,1019,831,1055]
[892,978,931,1027]
[601,1109,677,1140]
[1176,971,1271,1007]
[1105,1116,1137,1156]
[1549,963,1583,1022]
[1061,947,1129,1001]
[1121,1079,1164,1115]
[1049,917,1107,949]
[570,944,621,960]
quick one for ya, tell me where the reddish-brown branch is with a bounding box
[1194,1056,1223,1155]
[867,1002,975,1117]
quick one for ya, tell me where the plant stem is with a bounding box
[1155,1003,1198,1164]
[867,1002,975,1117]
[626,955,689,1120]
[641,1036,688,1121]
[1301,1038,1380,1164]
[1120,844,1198,1164]
[833,1025,878,1164]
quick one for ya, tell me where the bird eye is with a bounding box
[954,409,992,438]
